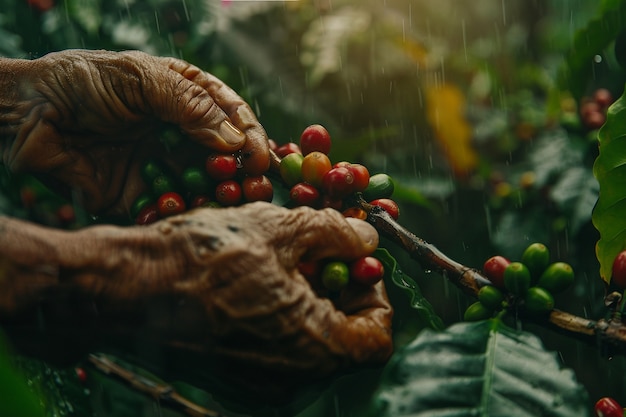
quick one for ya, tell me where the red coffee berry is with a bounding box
[348,163,370,192]
[369,198,400,220]
[242,175,273,202]
[157,192,186,217]
[594,397,623,417]
[290,182,321,207]
[135,203,160,225]
[322,166,355,199]
[75,367,88,384]
[580,99,600,118]
[206,153,238,180]
[56,204,76,225]
[594,88,614,109]
[482,255,511,289]
[190,195,211,208]
[350,256,385,286]
[275,142,302,158]
[300,124,331,155]
[333,161,351,169]
[301,151,332,188]
[215,180,242,206]
[611,250,626,289]
[585,111,606,129]
[298,261,321,281]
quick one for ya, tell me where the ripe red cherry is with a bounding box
[350,256,385,286]
[215,180,242,206]
[290,183,321,207]
[322,166,355,198]
[348,163,370,192]
[275,142,302,158]
[300,124,331,155]
[594,88,614,109]
[27,0,55,12]
[75,367,88,384]
[242,175,273,202]
[482,255,511,289]
[594,397,623,417]
[157,192,186,217]
[56,204,76,225]
[611,250,626,289]
[206,153,238,180]
[369,198,399,220]
[135,204,159,225]
[190,195,211,208]
[298,261,321,281]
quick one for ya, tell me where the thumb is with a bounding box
[128,52,247,152]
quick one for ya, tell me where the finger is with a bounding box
[327,280,394,364]
[158,56,270,175]
[122,52,247,153]
[267,205,379,265]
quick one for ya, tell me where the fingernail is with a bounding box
[345,218,379,250]
[218,120,246,145]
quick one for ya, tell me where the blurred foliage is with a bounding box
[2,0,626,415]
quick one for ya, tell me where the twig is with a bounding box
[353,196,626,353]
[87,353,226,417]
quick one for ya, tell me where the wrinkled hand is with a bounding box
[0,202,393,385]
[1,49,269,215]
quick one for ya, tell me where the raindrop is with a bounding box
[594,55,602,64]
[235,152,244,169]
[154,11,161,34]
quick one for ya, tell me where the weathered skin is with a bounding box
[0,50,269,215]
[0,50,393,392]
[0,203,393,384]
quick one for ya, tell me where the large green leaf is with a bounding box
[368,319,591,417]
[592,89,626,283]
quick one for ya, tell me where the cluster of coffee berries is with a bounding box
[273,124,399,221]
[464,242,574,321]
[132,151,273,225]
[299,255,385,293]
[595,397,623,417]
[579,88,614,130]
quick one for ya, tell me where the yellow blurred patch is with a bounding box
[425,83,478,177]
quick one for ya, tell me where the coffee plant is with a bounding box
[3,1,626,417]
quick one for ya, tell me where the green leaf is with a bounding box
[375,248,445,336]
[368,319,591,417]
[592,88,626,283]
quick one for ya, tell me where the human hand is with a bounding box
[0,202,392,386]
[0,49,269,215]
